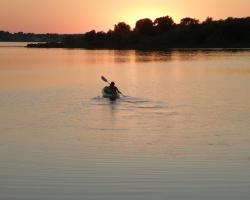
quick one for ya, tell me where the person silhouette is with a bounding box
[108,82,122,95]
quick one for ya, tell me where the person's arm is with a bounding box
[116,87,122,94]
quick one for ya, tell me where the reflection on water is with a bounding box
[0,43,250,200]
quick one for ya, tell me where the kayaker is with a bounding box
[108,82,122,95]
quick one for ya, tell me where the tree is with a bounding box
[134,18,154,35]
[154,16,175,34]
[114,22,131,34]
[84,30,96,41]
[95,31,106,40]
[112,22,131,43]
[180,17,199,26]
[203,17,213,24]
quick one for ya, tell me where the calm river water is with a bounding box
[0,43,250,200]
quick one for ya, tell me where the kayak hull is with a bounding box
[102,86,120,99]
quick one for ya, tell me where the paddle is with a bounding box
[101,76,110,84]
[101,76,126,97]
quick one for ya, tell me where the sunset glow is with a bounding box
[119,4,178,28]
[0,0,249,33]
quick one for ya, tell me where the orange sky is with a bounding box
[0,0,249,34]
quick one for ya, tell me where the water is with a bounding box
[1,43,250,199]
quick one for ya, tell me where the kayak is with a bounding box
[102,86,120,99]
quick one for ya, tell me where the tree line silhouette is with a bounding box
[0,31,69,42]
[27,15,250,49]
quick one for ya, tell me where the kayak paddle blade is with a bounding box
[101,76,108,83]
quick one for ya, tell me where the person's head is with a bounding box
[110,82,115,86]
